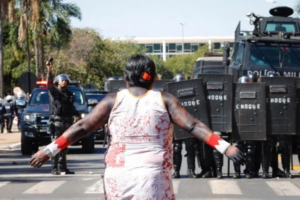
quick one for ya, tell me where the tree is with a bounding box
[164,45,209,78]
[0,0,10,98]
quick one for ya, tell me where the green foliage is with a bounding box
[164,45,209,78]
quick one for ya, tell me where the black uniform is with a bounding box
[15,98,26,130]
[0,102,5,133]
[4,100,14,133]
[47,71,79,175]
[173,138,198,178]
[172,73,198,179]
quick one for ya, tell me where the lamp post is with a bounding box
[180,23,186,55]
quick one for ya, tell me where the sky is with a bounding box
[64,0,299,38]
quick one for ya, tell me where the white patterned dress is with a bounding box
[104,89,175,200]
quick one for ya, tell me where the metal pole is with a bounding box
[180,23,185,55]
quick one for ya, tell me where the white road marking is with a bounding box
[23,181,65,194]
[267,181,300,196]
[209,180,242,195]
[172,179,180,194]
[0,182,9,188]
[85,180,104,194]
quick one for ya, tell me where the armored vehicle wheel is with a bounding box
[82,134,95,153]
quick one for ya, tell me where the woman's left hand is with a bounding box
[29,149,50,168]
[225,146,246,165]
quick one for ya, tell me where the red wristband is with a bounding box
[207,134,222,148]
[54,136,69,150]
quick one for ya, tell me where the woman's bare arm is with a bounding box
[29,93,116,168]
[162,92,245,164]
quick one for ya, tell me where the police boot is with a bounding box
[213,150,223,179]
[233,163,241,179]
[262,143,272,179]
[172,154,182,179]
[187,169,198,178]
[186,146,197,178]
[282,147,293,178]
[59,150,74,174]
[52,154,60,175]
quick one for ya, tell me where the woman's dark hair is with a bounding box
[124,54,156,89]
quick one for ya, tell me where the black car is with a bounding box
[85,89,108,140]
[20,83,94,155]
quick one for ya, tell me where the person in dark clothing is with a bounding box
[4,95,15,133]
[172,73,198,179]
[0,98,5,133]
[46,59,80,175]
[15,91,27,130]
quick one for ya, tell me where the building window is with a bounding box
[176,44,182,52]
[199,43,205,48]
[153,43,161,53]
[166,45,169,52]
[184,43,191,52]
[168,43,176,53]
[146,45,153,53]
[213,43,221,49]
[191,43,199,52]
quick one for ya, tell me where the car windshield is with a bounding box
[249,43,300,68]
[29,87,85,105]
[86,94,106,102]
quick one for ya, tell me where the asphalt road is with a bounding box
[1,142,300,200]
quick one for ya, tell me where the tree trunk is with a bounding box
[34,38,39,77]
[25,1,31,92]
[0,9,4,98]
[40,36,45,79]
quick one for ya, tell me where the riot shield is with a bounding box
[232,83,267,141]
[167,79,209,140]
[108,80,126,93]
[297,78,300,136]
[197,74,233,132]
[259,77,296,135]
[153,79,172,92]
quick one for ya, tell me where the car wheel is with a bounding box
[21,135,33,155]
[82,134,95,153]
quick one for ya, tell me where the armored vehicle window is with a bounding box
[265,22,296,32]
[232,42,244,66]
[29,90,49,105]
[249,44,300,68]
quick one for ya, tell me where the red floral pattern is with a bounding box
[104,90,175,200]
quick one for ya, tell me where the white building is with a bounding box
[112,36,234,61]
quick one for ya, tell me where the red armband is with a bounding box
[55,136,69,150]
[206,133,230,154]
[44,136,70,157]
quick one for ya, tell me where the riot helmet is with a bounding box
[104,76,120,92]
[173,73,187,82]
[238,76,253,83]
[6,95,13,102]
[268,72,281,77]
[248,74,259,82]
[16,91,25,99]
[54,74,71,85]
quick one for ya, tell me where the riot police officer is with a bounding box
[15,91,27,130]
[172,73,198,179]
[4,95,15,133]
[47,59,80,175]
[233,76,262,179]
[0,98,5,133]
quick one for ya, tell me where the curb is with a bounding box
[0,143,21,151]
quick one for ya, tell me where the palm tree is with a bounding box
[0,0,10,98]
[39,0,81,78]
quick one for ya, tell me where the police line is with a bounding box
[106,74,299,141]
